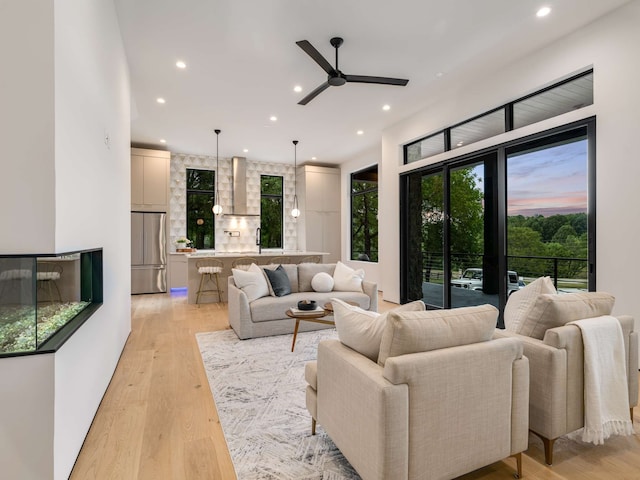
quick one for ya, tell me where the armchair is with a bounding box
[495,314,638,465]
[305,305,530,480]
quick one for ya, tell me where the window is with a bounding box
[401,119,595,323]
[186,169,215,249]
[351,165,378,262]
[260,175,283,248]
[403,70,593,164]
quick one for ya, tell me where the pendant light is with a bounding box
[212,129,223,216]
[291,140,301,218]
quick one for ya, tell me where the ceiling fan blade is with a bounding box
[345,75,409,86]
[298,82,331,105]
[296,40,336,75]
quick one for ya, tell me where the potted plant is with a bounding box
[175,236,193,251]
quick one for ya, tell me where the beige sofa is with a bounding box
[227,263,377,339]
[305,305,530,480]
[495,314,638,465]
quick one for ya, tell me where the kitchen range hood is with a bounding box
[228,156,260,216]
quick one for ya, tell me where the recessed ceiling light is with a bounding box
[156,97,166,104]
[176,60,186,69]
[293,85,302,93]
[311,156,317,160]
[243,148,249,153]
[435,72,444,78]
[270,115,278,122]
[357,130,364,135]
[536,6,551,17]
[160,139,167,144]
[382,104,391,111]
[457,141,464,147]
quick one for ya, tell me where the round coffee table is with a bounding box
[286,307,333,352]
[286,301,358,352]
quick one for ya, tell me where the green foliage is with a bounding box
[420,168,484,272]
[351,181,378,262]
[260,176,283,248]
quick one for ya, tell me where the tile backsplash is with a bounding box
[169,153,298,252]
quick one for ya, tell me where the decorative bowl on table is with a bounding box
[297,300,318,311]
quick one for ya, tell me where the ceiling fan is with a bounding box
[296,37,409,105]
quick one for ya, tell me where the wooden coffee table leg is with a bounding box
[291,319,301,352]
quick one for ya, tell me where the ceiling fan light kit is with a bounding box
[296,37,409,105]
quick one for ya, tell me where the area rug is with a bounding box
[196,328,361,480]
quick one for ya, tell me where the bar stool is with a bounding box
[299,255,321,264]
[195,259,224,305]
[267,256,290,265]
[36,262,63,303]
[231,257,258,270]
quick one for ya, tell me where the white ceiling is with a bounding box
[114,0,629,166]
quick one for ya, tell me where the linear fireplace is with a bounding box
[0,248,103,357]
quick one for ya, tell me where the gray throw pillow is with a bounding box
[264,265,292,297]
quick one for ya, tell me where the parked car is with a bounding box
[451,268,524,296]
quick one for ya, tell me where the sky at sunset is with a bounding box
[506,138,587,217]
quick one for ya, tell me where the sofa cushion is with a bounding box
[263,265,292,297]
[311,272,334,292]
[332,298,426,362]
[298,263,335,292]
[517,291,615,340]
[262,264,299,294]
[249,291,371,323]
[333,261,364,292]
[504,276,556,332]
[377,304,499,366]
[232,263,270,302]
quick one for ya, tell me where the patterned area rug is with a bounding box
[196,329,361,480]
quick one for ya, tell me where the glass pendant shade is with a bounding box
[212,129,223,215]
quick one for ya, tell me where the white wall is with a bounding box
[0,0,56,253]
[0,0,131,479]
[340,144,381,289]
[52,1,131,478]
[0,354,55,480]
[378,1,640,321]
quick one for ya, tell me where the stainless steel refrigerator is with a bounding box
[131,212,167,294]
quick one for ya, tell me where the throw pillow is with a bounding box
[516,291,615,340]
[332,261,364,292]
[377,304,499,366]
[311,272,334,292]
[504,276,556,332]
[263,265,292,297]
[332,298,426,362]
[231,263,269,302]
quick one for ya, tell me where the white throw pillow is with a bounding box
[332,261,364,292]
[311,272,334,292]
[504,276,556,332]
[332,298,426,362]
[231,263,269,302]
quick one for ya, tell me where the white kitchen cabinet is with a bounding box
[296,166,341,262]
[131,148,170,212]
[169,253,188,289]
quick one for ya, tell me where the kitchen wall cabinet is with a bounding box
[296,166,341,262]
[131,147,170,212]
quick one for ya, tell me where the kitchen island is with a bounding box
[181,251,328,304]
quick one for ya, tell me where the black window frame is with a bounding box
[185,168,215,250]
[403,69,594,164]
[350,165,379,262]
[260,175,284,249]
[400,117,596,322]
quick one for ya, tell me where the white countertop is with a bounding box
[174,250,328,258]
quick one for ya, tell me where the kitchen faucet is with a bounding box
[256,227,261,254]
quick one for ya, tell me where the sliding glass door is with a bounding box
[401,120,595,316]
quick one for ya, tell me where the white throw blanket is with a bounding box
[567,315,634,445]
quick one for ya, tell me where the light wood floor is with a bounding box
[71,292,640,479]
